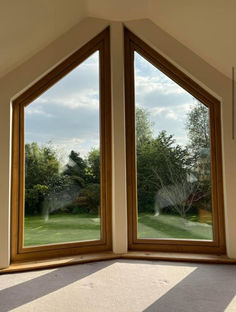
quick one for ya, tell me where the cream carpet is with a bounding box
[0,260,236,312]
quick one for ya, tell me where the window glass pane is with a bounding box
[24,52,101,246]
[135,52,213,241]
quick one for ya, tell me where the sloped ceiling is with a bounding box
[0,0,87,78]
[0,0,235,79]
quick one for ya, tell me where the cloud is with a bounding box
[25,102,100,143]
[135,75,186,96]
[24,47,200,162]
[150,106,166,115]
[25,51,100,158]
[166,111,178,120]
[148,102,193,119]
[32,91,99,110]
[25,105,54,118]
[41,52,99,99]
[50,137,99,162]
[134,52,199,147]
[148,106,178,121]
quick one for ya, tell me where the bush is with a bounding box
[25,184,48,215]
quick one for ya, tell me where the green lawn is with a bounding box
[138,214,213,240]
[24,212,212,247]
[24,214,100,246]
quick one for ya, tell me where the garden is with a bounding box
[24,102,213,246]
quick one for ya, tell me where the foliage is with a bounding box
[25,102,211,220]
[136,104,211,218]
[136,107,153,149]
[63,150,87,187]
[136,108,190,214]
[25,143,63,215]
[86,149,100,184]
[25,142,60,189]
[185,101,212,211]
[186,101,210,159]
[25,184,48,215]
[25,143,101,216]
[75,183,100,214]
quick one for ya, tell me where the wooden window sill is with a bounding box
[122,251,236,264]
[0,251,235,274]
[0,252,120,274]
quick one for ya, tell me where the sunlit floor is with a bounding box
[0,260,236,312]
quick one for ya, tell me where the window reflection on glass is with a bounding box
[24,52,101,246]
[135,52,213,241]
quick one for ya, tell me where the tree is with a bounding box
[74,149,100,214]
[63,150,87,187]
[61,148,101,214]
[186,101,210,159]
[86,149,100,184]
[76,183,100,214]
[25,142,64,215]
[135,107,190,214]
[25,142,60,190]
[185,100,212,212]
[25,144,103,216]
[136,107,153,150]
[154,161,204,219]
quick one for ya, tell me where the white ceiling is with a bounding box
[0,0,235,79]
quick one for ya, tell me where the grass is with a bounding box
[138,213,213,240]
[24,212,213,247]
[24,214,100,246]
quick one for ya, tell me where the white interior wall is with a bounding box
[0,17,235,268]
[0,0,88,79]
[1,1,236,80]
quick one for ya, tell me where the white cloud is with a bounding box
[52,91,99,110]
[32,90,99,111]
[166,111,178,120]
[135,75,185,96]
[51,137,99,162]
[148,106,166,115]
[148,102,192,121]
[25,105,53,118]
[25,51,101,160]
[33,97,49,104]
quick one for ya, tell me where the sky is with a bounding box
[134,52,197,146]
[25,49,201,163]
[25,51,100,162]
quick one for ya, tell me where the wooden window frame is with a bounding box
[11,28,112,262]
[124,28,226,254]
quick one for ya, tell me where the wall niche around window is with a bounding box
[124,28,225,254]
[11,28,112,262]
